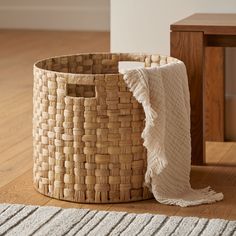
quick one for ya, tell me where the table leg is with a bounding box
[204,47,225,141]
[170,31,205,165]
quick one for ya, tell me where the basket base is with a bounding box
[33,184,153,204]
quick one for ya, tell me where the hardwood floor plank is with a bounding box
[0,136,31,160]
[45,199,112,212]
[0,148,33,188]
[0,170,50,205]
[0,113,32,152]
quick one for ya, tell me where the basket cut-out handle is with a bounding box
[66,76,96,98]
[67,83,96,98]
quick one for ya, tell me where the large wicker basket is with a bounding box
[33,53,178,203]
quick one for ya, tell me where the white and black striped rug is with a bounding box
[0,203,235,236]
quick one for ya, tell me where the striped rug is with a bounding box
[0,203,235,235]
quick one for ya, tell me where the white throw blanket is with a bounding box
[123,61,224,207]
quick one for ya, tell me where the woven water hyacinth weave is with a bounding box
[33,53,175,203]
[33,53,223,206]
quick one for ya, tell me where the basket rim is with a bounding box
[33,52,181,77]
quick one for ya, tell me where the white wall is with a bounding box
[0,0,110,31]
[111,0,236,54]
[111,0,236,140]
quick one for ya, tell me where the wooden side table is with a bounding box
[170,13,236,165]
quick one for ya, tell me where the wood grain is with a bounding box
[171,13,236,35]
[204,47,225,141]
[171,31,204,165]
[0,30,235,220]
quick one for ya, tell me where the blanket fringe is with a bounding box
[156,187,224,207]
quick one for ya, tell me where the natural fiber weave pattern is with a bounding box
[33,53,178,203]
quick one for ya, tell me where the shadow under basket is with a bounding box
[33,53,178,203]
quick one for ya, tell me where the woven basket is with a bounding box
[33,53,178,203]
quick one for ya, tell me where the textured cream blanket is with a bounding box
[123,61,224,207]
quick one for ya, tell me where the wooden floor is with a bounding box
[0,30,235,220]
